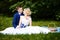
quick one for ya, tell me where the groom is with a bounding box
[12,6,24,28]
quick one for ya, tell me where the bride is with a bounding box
[0,8,50,35]
[16,8,32,28]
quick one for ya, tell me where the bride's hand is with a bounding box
[16,25,20,29]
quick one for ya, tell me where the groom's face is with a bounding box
[18,7,23,13]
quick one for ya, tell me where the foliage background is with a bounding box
[0,0,60,20]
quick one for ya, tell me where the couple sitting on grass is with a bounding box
[12,6,32,29]
[12,6,59,33]
[0,6,60,35]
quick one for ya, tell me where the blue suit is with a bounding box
[12,12,24,28]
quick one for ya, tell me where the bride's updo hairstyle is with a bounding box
[24,8,31,16]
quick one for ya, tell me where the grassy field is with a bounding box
[0,16,60,40]
[0,33,60,40]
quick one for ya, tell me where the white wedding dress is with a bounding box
[0,26,51,35]
[0,16,51,35]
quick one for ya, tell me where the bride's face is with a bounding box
[23,10,28,15]
[23,8,31,16]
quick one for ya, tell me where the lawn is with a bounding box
[0,16,60,40]
[0,33,60,40]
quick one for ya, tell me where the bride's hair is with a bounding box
[24,8,31,16]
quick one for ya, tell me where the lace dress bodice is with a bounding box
[20,16,31,28]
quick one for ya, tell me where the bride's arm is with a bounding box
[19,16,22,27]
[29,17,32,26]
[16,16,22,28]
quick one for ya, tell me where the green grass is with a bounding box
[32,20,60,27]
[0,33,60,40]
[0,16,60,40]
[0,16,12,30]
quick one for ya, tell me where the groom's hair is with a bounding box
[16,6,23,10]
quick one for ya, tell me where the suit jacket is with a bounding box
[12,12,24,28]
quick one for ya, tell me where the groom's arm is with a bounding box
[12,14,17,28]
